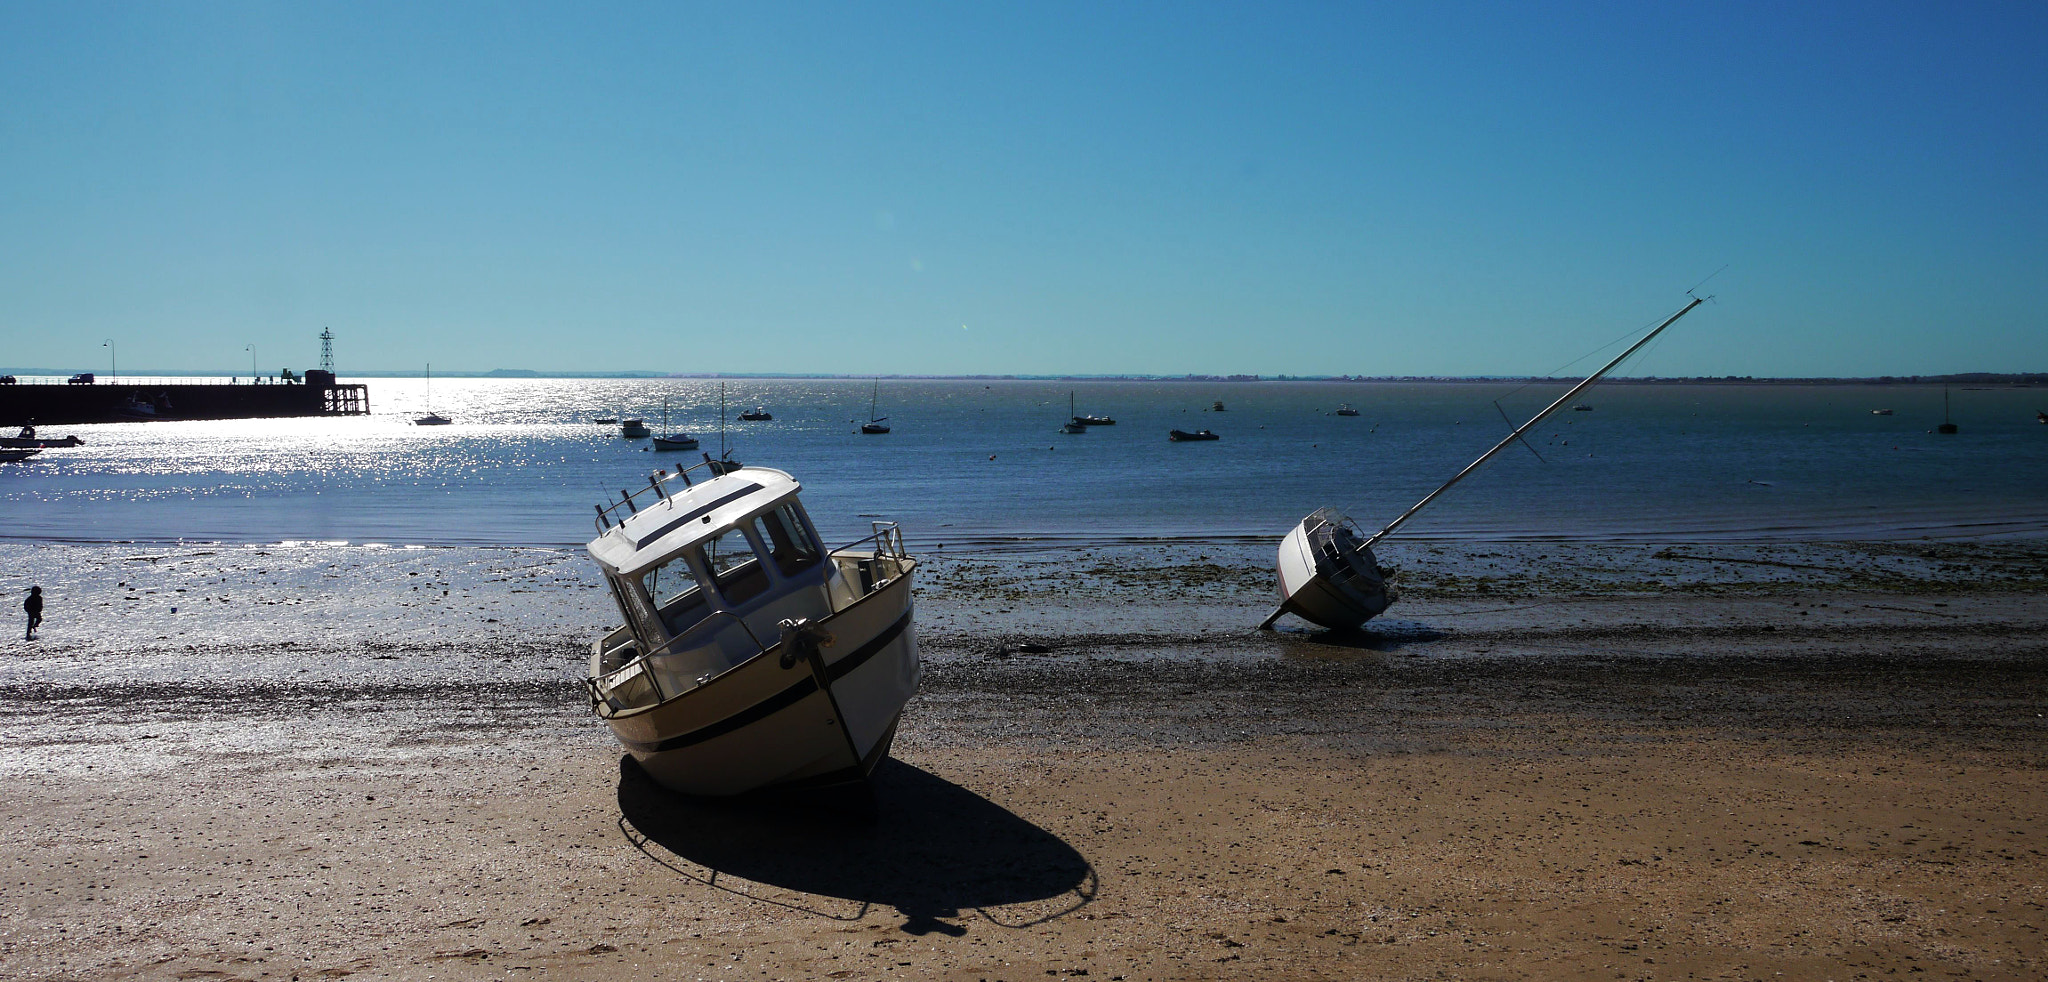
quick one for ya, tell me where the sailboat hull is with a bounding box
[1271,511,1394,630]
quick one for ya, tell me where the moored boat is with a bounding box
[0,448,43,463]
[652,398,699,450]
[620,418,652,438]
[1060,392,1088,434]
[1,429,83,449]
[1334,405,1360,417]
[861,379,890,434]
[413,364,451,425]
[738,408,773,421]
[583,460,920,796]
[1168,428,1219,441]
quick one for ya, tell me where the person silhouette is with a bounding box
[24,586,42,640]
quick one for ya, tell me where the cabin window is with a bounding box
[753,504,822,577]
[641,552,712,636]
[703,527,770,606]
[609,572,667,647]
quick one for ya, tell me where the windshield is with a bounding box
[703,526,769,606]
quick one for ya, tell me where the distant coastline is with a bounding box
[1,368,2040,386]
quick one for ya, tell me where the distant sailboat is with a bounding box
[1937,387,1958,434]
[1061,392,1087,434]
[861,379,890,434]
[414,365,451,425]
[652,397,698,451]
[709,382,741,472]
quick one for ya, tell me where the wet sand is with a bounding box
[2,540,2045,980]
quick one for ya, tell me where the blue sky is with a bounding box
[2,2,2043,377]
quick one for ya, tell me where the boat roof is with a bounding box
[586,466,800,576]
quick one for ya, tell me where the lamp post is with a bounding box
[102,339,115,380]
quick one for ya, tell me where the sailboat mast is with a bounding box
[1362,296,1706,549]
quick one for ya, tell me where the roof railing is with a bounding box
[593,452,737,533]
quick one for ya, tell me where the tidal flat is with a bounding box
[2,538,2044,980]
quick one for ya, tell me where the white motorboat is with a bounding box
[1260,295,1708,632]
[620,418,652,438]
[584,459,920,796]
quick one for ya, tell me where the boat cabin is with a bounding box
[586,464,906,712]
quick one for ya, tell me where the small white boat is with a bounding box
[1871,409,1894,416]
[620,418,651,438]
[1334,405,1360,417]
[1261,295,1708,631]
[584,460,920,796]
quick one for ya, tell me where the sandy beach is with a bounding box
[3,539,2045,981]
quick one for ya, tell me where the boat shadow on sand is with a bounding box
[615,756,1097,935]
[1271,619,1447,654]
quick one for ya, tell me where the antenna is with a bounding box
[319,328,336,373]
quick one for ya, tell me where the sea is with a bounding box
[3,377,2045,550]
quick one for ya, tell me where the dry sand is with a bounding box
[2,540,2045,981]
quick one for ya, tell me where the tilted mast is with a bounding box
[1361,295,1707,549]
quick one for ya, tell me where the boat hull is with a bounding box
[1270,512,1393,630]
[596,571,920,797]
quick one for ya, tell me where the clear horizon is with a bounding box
[3,3,2044,379]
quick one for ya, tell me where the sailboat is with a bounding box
[652,397,699,451]
[707,382,742,474]
[1259,295,1708,632]
[861,379,890,434]
[1937,387,1959,434]
[1060,392,1087,434]
[414,365,451,425]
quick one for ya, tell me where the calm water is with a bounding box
[3,377,2044,548]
